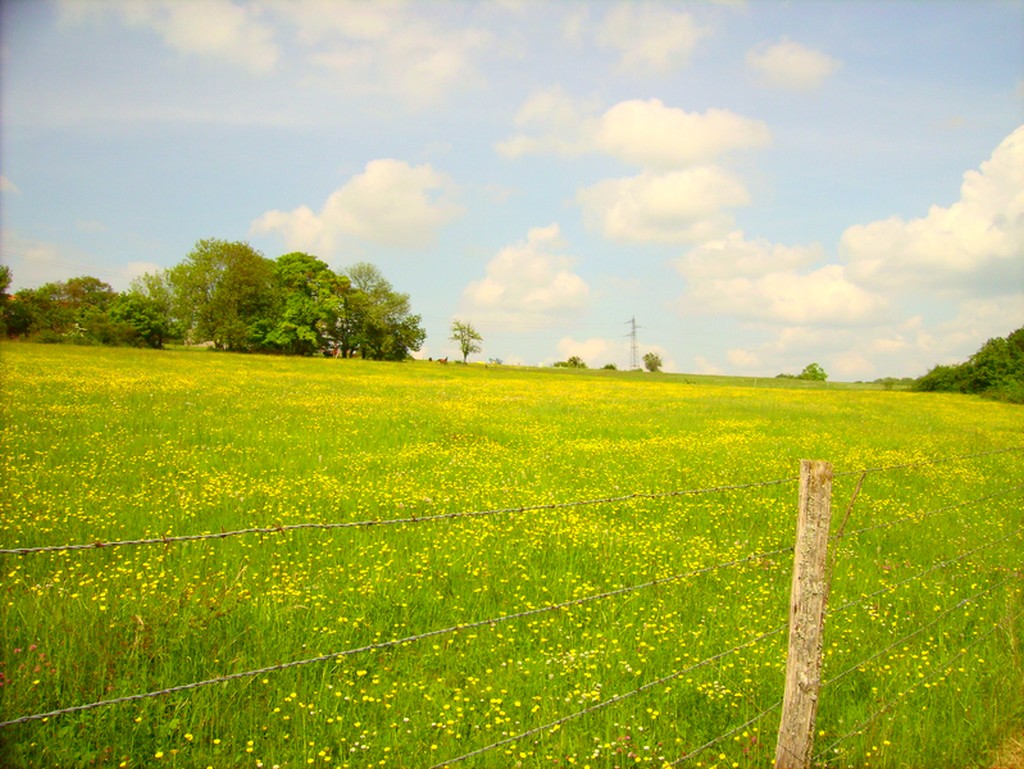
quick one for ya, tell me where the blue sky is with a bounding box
[2,0,1021,377]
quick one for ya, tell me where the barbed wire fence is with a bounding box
[2,447,1022,768]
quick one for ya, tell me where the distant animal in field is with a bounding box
[438,357,448,364]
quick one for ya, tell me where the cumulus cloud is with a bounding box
[577,168,750,244]
[842,125,1024,296]
[593,101,770,169]
[595,3,708,74]
[61,0,279,74]
[499,95,768,247]
[746,38,841,91]
[677,230,822,280]
[556,336,622,367]
[556,336,673,371]
[461,224,590,323]
[498,94,769,169]
[727,348,760,369]
[693,355,724,375]
[495,87,600,158]
[273,0,489,108]
[251,159,462,253]
[61,0,487,107]
[688,264,887,325]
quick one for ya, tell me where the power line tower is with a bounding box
[626,317,642,370]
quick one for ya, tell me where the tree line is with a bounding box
[0,239,426,360]
[914,326,1024,403]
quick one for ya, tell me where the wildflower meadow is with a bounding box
[1,343,1021,768]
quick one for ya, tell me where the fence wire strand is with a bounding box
[827,522,1024,622]
[2,444,1021,766]
[670,700,783,765]
[833,445,1024,478]
[0,542,793,729]
[428,623,789,769]
[0,477,798,556]
[831,482,1024,543]
[815,591,1024,762]
[823,566,1022,690]
[3,447,1019,557]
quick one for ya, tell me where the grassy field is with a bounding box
[1,343,1022,769]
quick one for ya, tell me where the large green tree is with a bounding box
[107,293,170,348]
[263,252,350,356]
[341,263,425,361]
[169,239,279,351]
[129,271,181,342]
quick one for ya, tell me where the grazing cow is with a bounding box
[438,357,448,364]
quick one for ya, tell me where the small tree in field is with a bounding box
[643,352,663,372]
[450,319,482,363]
[800,362,828,381]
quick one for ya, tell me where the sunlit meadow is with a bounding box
[1,343,1021,769]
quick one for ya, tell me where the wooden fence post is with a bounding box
[775,459,834,769]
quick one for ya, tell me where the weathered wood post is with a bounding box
[775,459,833,769]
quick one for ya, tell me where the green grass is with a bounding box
[1,343,1022,768]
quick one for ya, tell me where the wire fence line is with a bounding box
[830,482,1024,544]
[671,699,783,765]
[428,622,790,769]
[814,592,1024,762]
[2,446,1021,765]
[0,476,800,556]
[832,445,1024,479]
[672,538,1024,768]
[822,569,1022,691]
[0,541,795,729]
[3,445,1019,557]
[827,522,1024,622]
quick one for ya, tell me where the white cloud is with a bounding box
[727,348,760,368]
[577,168,750,244]
[555,337,674,371]
[556,336,621,367]
[596,4,708,74]
[688,264,887,325]
[495,86,599,158]
[929,295,1024,362]
[461,224,590,323]
[273,0,489,109]
[127,261,162,281]
[593,101,770,169]
[499,95,769,248]
[677,230,822,280]
[831,352,875,379]
[500,96,768,247]
[251,159,462,253]
[693,355,724,375]
[562,7,589,49]
[842,125,1024,296]
[0,176,20,194]
[61,0,279,74]
[0,229,137,291]
[746,38,840,91]
[498,94,769,169]
[62,0,487,107]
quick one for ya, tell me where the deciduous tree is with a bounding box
[169,239,278,351]
[450,319,482,363]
